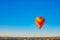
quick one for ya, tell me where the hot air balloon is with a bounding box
[35,16,45,29]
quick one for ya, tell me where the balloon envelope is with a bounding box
[35,16,45,29]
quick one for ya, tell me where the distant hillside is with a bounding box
[0,37,60,40]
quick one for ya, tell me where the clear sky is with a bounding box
[0,0,60,37]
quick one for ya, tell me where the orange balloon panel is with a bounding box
[35,16,45,29]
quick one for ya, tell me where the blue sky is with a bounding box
[0,0,60,37]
